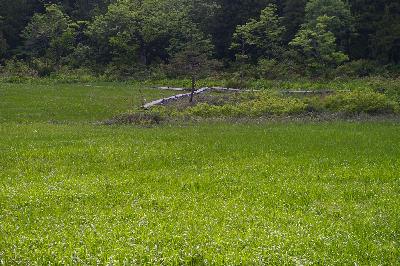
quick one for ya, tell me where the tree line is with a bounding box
[0,0,399,79]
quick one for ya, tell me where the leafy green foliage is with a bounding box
[0,0,399,75]
[304,0,353,50]
[22,4,78,68]
[369,1,400,64]
[183,90,400,118]
[290,15,349,75]
[231,4,285,61]
[225,78,251,89]
[257,58,302,79]
[167,32,216,77]
[167,31,220,102]
[207,0,272,59]
[144,83,400,118]
[0,59,38,79]
[334,60,386,78]
[56,0,112,20]
[0,18,7,58]
[282,0,307,43]
[186,95,307,117]
[86,0,199,73]
[0,0,39,53]
[350,0,400,64]
[324,90,399,114]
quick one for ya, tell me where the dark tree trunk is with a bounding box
[139,42,147,66]
[189,75,196,103]
[240,42,245,88]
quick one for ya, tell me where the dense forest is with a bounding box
[0,0,399,79]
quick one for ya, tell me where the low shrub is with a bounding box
[103,63,145,81]
[49,67,98,83]
[225,78,249,89]
[185,92,308,118]
[170,89,400,119]
[31,58,56,77]
[106,111,164,125]
[257,58,302,80]
[381,78,400,105]
[115,87,400,122]
[324,90,399,114]
[303,97,326,112]
[334,60,385,78]
[186,103,243,117]
[0,59,38,80]
[239,93,308,116]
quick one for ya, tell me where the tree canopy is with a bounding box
[0,0,399,78]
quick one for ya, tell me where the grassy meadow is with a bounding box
[0,81,400,264]
[0,82,176,123]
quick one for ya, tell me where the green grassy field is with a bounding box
[1,82,400,264]
[0,82,176,123]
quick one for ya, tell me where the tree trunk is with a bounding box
[240,42,245,88]
[189,75,196,103]
[139,43,147,66]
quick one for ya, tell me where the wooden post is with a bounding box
[189,75,196,103]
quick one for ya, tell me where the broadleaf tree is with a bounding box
[290,15,349,75]
[281,0,307,43]
[231,4,285,61]
[22,4,77,65]
[86,0,202,73]
[0,16,7,58]
[168,30,219,102]
[231,4,285,84]
[304,0,353,52]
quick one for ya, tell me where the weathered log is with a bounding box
[142,87,210,109]
[143,86,259,109]
[154,86,260,92]
[210,87,261,92]
[152,86,189,91]
[281,89,350,95]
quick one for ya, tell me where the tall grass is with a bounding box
[0,80,399,264]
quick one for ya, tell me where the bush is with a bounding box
[186,103,243,117]
[303,97,326,112]
[185,93,308,118]
[106,111,164,125]
[49,67,97,83]
[103,63,143,81]
[177,89,400,118]
[324,90,399,114]
[257,59,279,79]
[257,58,302,80]
[0,59,38,78]
[225,78,250,89]
[118,87,400,122]
[240,93,308,116]
[334,60,385,78]
[31,58,56,76]
[102,63,168,81]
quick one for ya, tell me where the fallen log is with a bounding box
[154,86,260,92]
[142,86,259,109]
[210,87,261,92]
[152,86,189,91]
[281,89,350,95]
[142,87,211,109]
